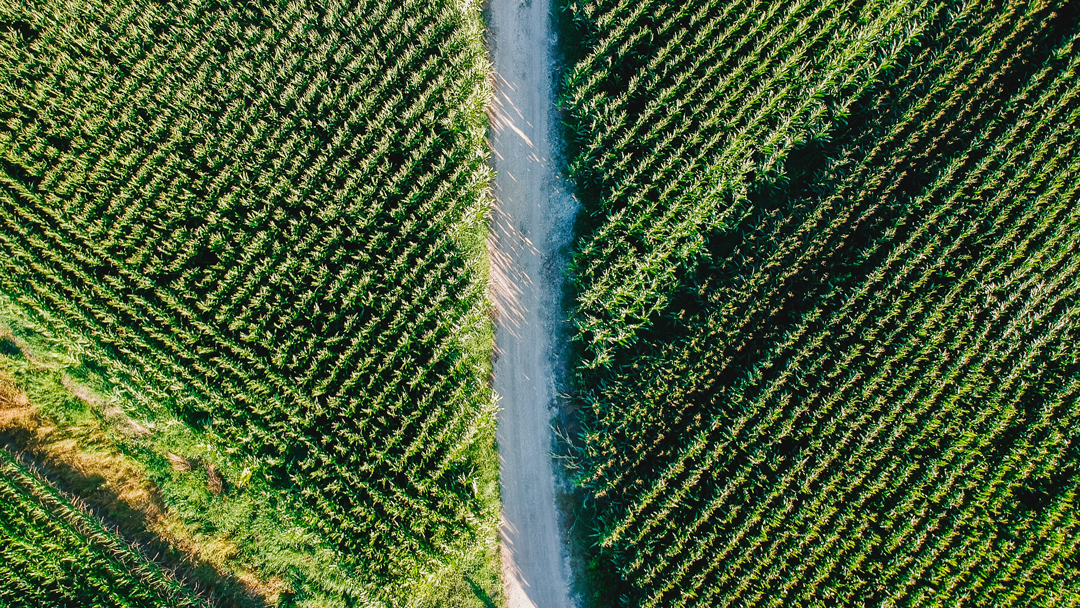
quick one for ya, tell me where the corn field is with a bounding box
[0,448,209,607]
[0,0,495,602]
[563,0,1080,605]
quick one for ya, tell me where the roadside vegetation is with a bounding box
[0,0,500,605]
[561,0,1080,605]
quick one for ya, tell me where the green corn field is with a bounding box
[0,447,209,608]
[0,0,498,604]
[562,0,1080,605]
[2,0,1079,604]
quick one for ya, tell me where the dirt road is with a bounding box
[487,0,578,604]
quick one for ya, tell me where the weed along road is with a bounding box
[487,0,578,604]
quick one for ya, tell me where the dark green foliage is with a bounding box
[563,0,1080,605]
[0,449,208,608]
[0,0,495,602]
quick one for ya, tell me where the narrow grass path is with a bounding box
[487,0,579,604]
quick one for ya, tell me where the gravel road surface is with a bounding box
[487,0,578,604]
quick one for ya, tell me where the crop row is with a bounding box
[563,0,1080,605]
[0,447,207,608]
